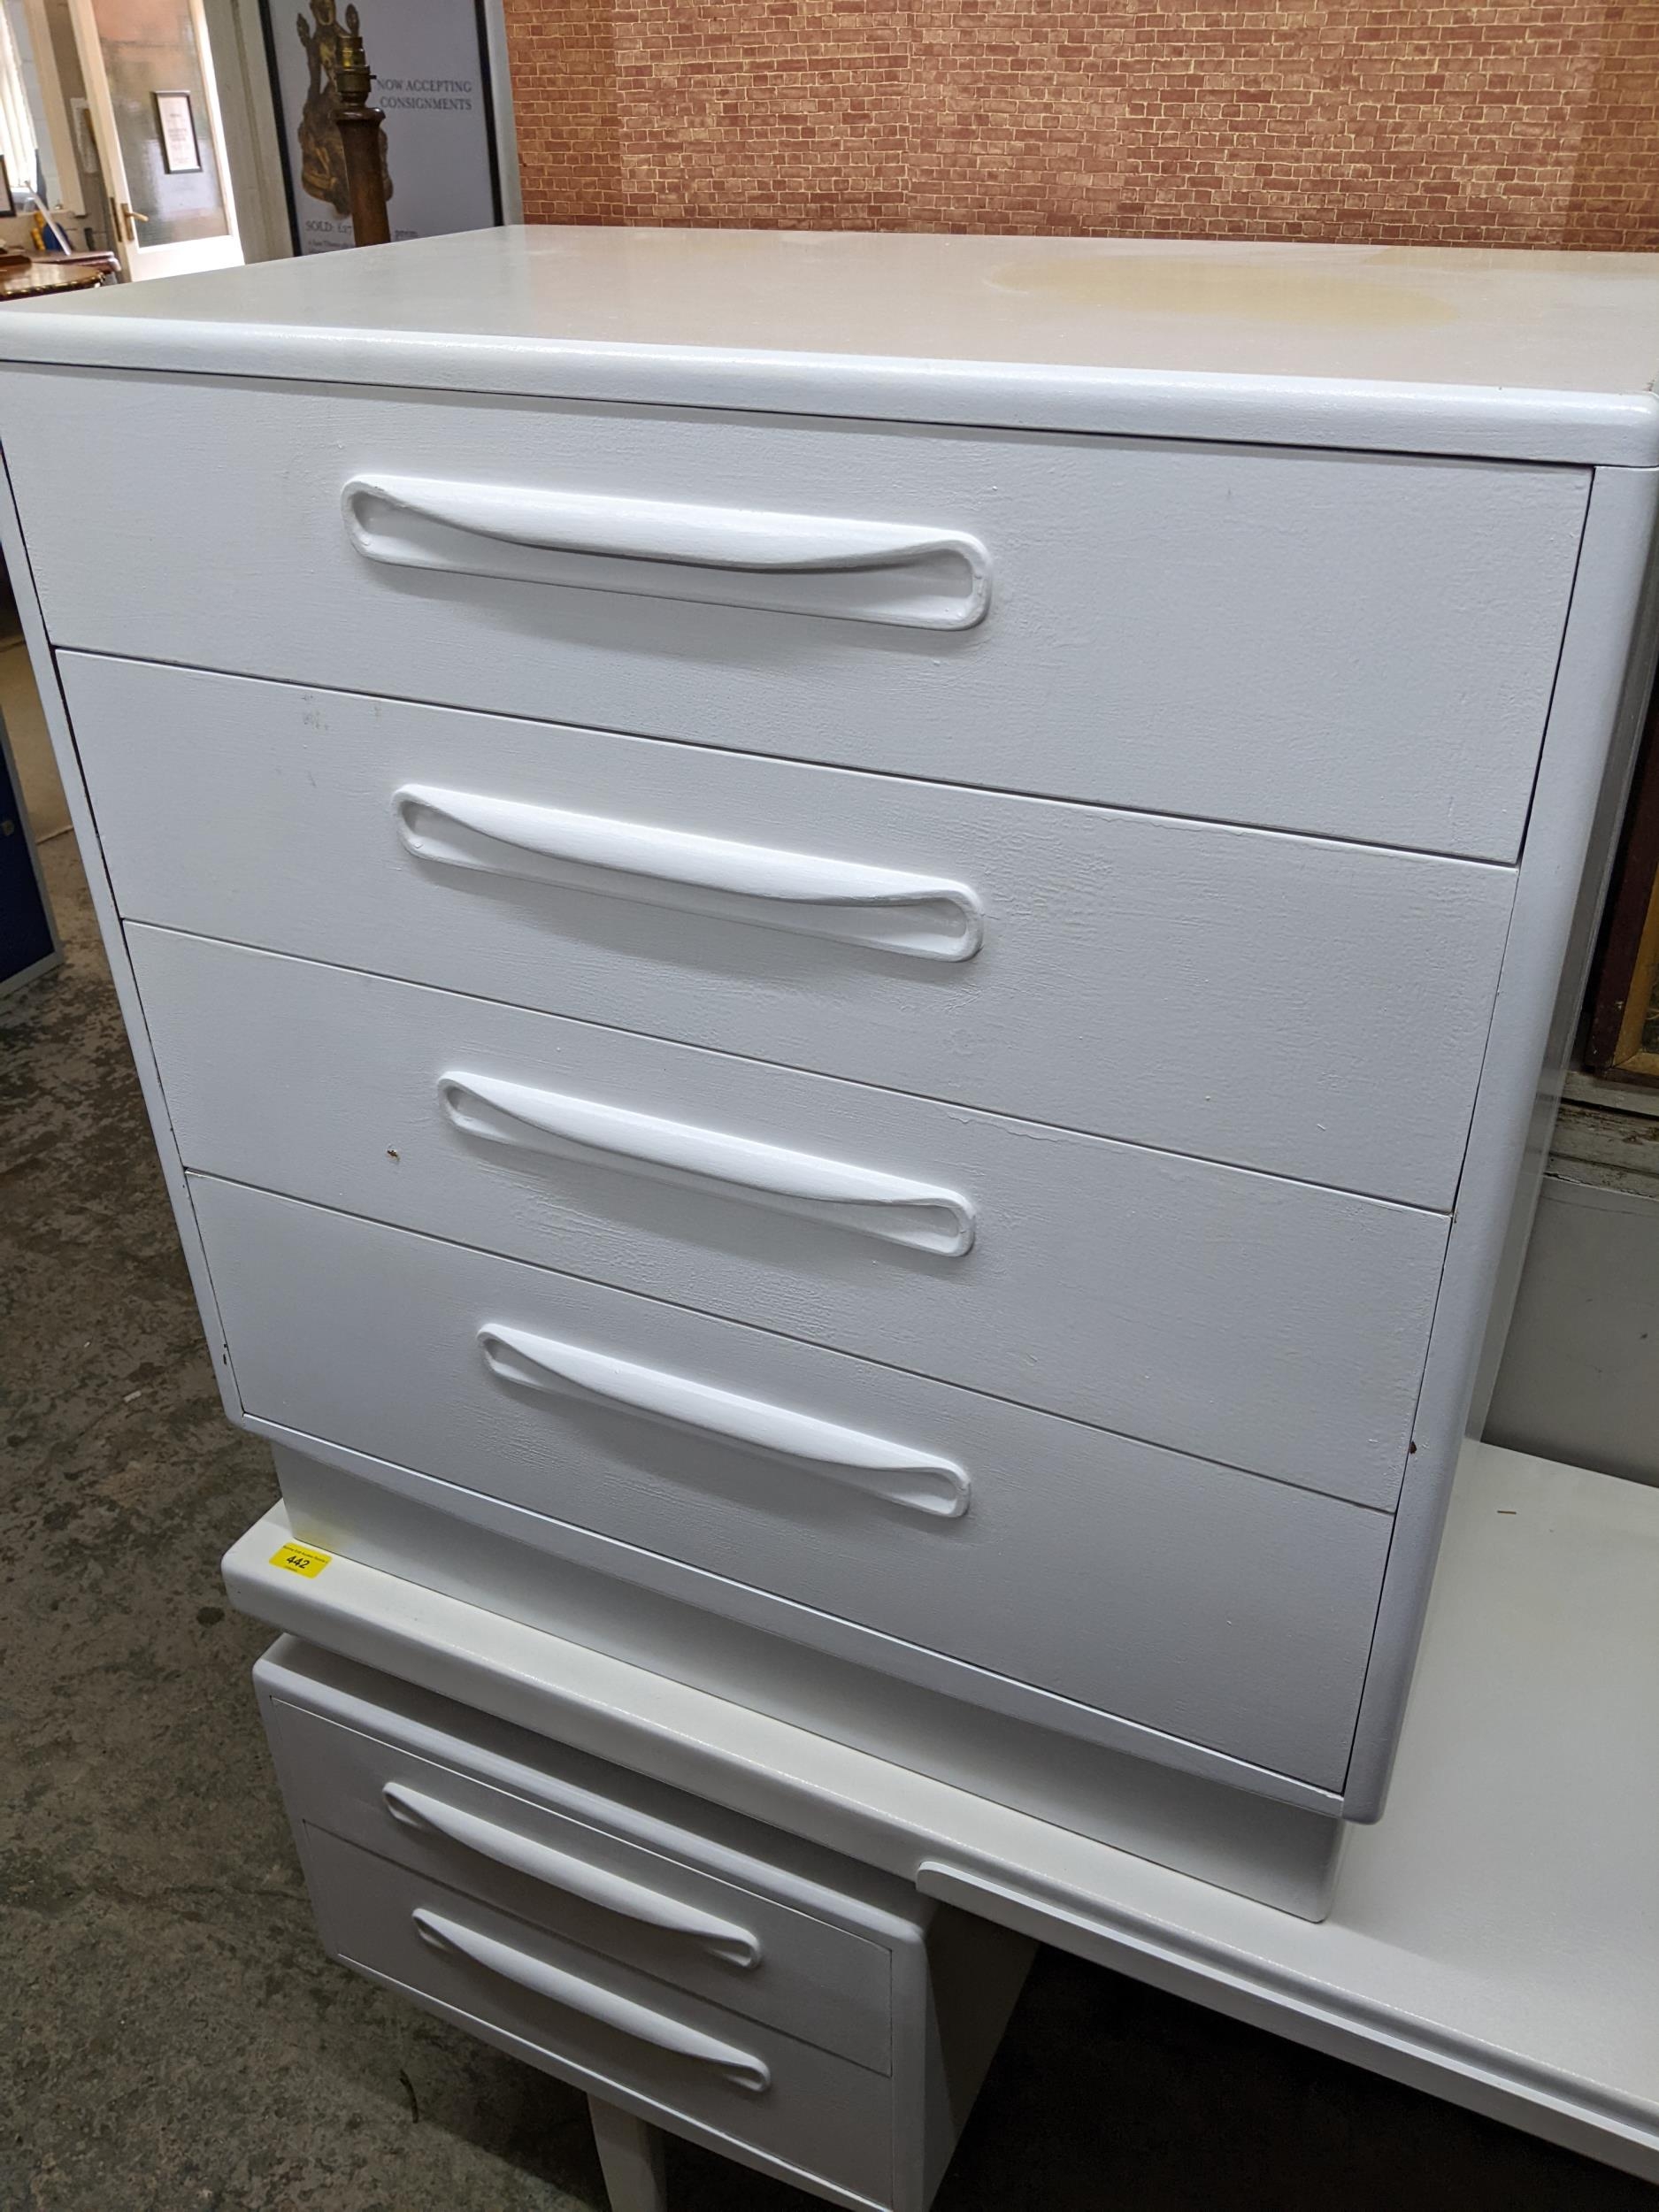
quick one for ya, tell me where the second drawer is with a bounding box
[196,1177,1393,1787]
[65,656,1514,1207]
[138,931,1448,1501]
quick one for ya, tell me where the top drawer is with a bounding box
[4,369,1586,857]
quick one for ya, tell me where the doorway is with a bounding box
[63,0,240,277]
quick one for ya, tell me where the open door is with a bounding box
[65,0,241,279]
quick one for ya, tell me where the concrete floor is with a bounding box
[4,832,1655,2212]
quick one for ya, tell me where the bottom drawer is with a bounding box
[303,1824,895,2207]
[200,1176,1392,1788]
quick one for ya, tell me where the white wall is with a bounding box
[1486,1102,1659,1485]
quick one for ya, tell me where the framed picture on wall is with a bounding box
[154,91,203,174]
[0,157,14,219]
[260,0,506,256]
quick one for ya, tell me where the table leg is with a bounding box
[588,2095,668,2212]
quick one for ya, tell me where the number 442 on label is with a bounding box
[270,1541,332,1578]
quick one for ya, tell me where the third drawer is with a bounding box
[134,929,1448,1504]
[66,655,1515,1207]
[197,1178,1391,1788]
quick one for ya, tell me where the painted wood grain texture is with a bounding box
[131,928,1445,1503]
[8,373,1586,858]
[198,1178,1391,1786]
[503,0,1659,252]
[65,657,1514,1207]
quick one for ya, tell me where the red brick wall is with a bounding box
[503,0,1659,250]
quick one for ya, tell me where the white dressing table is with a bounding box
[226,1440,1659,2194]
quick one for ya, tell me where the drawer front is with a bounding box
[266,1696,891,2068]
[14,368,1586,857]
[201,1178,1393,1786]
[299,1825,893,2206]
[69,657,1513,1208]
[136,930,1446,1502]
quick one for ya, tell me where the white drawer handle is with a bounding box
[382,1783,763,1965]
[393,784,983,963]
[438,1070,977,1257]
[342,473,991,631]
[411,1907,772,2093]
[480,1321,972,1521]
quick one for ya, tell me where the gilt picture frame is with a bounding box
[1586,694,1659,1088]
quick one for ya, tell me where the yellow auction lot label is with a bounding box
[269,1541,332,1578]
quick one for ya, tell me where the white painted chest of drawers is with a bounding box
[5,229,1656,1876]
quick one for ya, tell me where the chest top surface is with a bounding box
[2,226,1658,463]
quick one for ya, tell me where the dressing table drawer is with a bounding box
[299,1825,896,2207]
[265,1696,893,2068]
